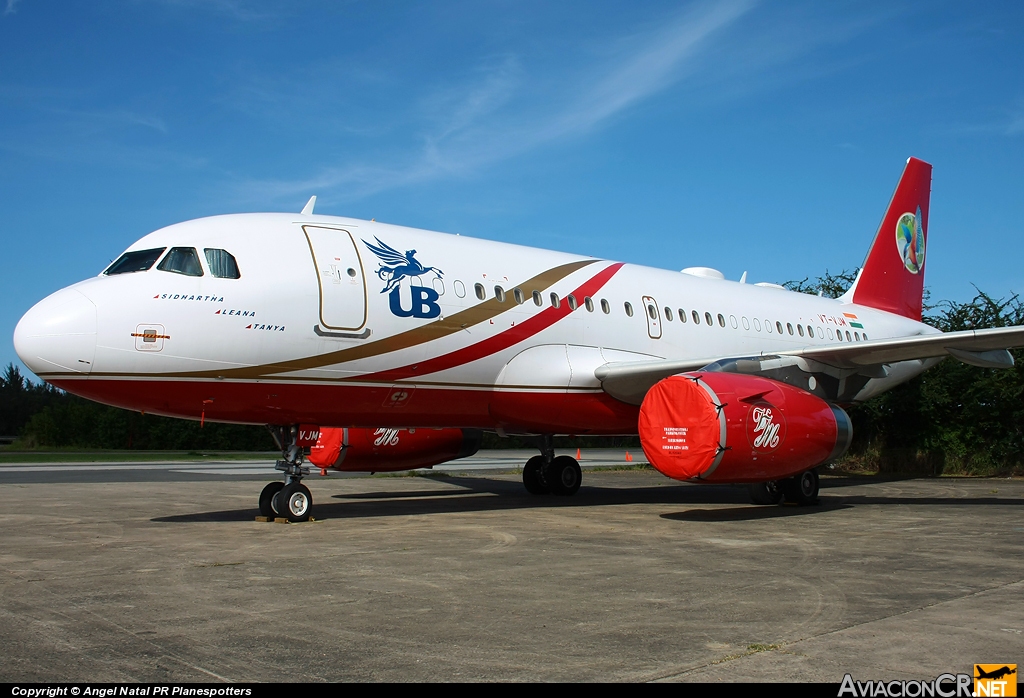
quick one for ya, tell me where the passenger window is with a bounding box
[846,330,852,341]
[567,294,578,310]
[827,327,834,339]
[862,332,869,340]
[624,302,634,317]
[104,247,166,275]
[717,313,725,327]
[664,307,673,321]
[753,318,761,331]
[730,315,738,329]
[158,247,203,277]
[765,319,772,333]
[741,316,749,330]
[454,280,466,298]
[837,331,843,342]
[776,321,783,334]
[601,299,610,314]
[513,288,524,304]
[494,286,506,302]
[679,309,686,323]
[648,304,658,320]
[797,324,804,337]
[204,249,240,279]
[532,290,542,306]
[475,283,486,300]
[817,327,824,339]
[585,297,595,312]
[807,324,814,337]
[550,292,560,308]
[705,312,713,326]
[692,310,700,325]
[854,332,861,341]
[787,322,794,335]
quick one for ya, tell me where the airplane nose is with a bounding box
[14,288,97,376]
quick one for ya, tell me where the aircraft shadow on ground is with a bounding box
[149,475,1024,524]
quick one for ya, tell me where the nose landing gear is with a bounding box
[260,425,314,522]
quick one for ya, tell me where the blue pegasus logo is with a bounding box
[363,237,444,293]
[362,237,444,319]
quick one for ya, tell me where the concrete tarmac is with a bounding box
[1,466,1022,682]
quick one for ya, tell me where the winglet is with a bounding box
[301,195,317,216]
[844,157,932,321]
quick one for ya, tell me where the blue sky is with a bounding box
[2,1,1023,377]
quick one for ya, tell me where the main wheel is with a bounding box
[546,456,582,497]
[781,469,819,506]
[523,456,550,495]
[748,480,783,505]
[278,482,313,522]
[259,481,284,517]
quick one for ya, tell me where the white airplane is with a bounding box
[14,157,1024,521]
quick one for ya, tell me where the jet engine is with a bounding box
[638,372,851,483]
[309,427,482,472]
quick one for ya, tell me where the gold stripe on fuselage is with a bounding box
[47,259,599,382]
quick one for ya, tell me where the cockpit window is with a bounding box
[104,248,166,275]
[157,247,204,277]
[204,248,240,279]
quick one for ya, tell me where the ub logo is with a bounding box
[363,237,444,319]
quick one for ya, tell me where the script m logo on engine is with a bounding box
[364,236,444,319]
[975,665,1017,697]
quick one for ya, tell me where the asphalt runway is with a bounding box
[1,460,1021,682]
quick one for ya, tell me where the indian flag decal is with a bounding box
[843,312,864,329]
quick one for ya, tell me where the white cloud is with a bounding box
[4,0,21,16]
[236,0,759,206]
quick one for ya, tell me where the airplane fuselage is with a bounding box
[15,212,935,435]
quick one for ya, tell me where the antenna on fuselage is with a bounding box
[739,271,747,284]
[301,195,317,216]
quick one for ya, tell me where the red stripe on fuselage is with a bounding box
[361,262,625,382]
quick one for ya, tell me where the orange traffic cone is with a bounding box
[576,448,581,460]
[625,451,633,462]
[320,468,328,476]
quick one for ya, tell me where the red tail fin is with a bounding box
[848,157,932,321]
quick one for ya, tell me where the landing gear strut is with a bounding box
[261,425,313,522]
[522,435,582,497]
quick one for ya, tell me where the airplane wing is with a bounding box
[595,325,1024,405]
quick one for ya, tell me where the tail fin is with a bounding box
[844,157,932,321]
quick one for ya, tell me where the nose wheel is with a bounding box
[261,425,314,522]
[259,482,284,517]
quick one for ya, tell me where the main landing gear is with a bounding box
[260,425,313,522]
[748,469,820,506]
[522,436,582,497]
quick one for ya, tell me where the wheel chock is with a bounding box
[274,517,290,524]
[254,516,272,522]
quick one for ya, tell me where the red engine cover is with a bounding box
[638,372,851,483]
[309,427,479,472]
